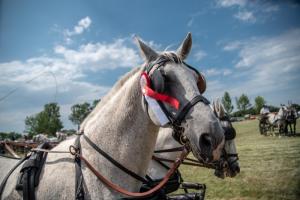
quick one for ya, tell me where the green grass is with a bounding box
[179,119,300,200]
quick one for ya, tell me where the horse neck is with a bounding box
[147,128,182,179]
[81,69,160,193]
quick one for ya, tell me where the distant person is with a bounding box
[260,105,270,122]
[260,105,270,116]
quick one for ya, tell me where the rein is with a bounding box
[152,144,239,172]
[76,146,189,198]
[31,135,190,199]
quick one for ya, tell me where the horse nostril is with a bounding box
[199,134,212,148]
[199,133,213,162]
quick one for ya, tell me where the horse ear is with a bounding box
[219,100,225,117]
[212,100,218,114]
[176,32,192,60]
[135,36,158,63]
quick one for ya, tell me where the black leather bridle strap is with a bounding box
[82,135,149,184]
[174,95,210,125]
[154,147,184,153]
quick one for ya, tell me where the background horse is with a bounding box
[259,105,287,135]
[146,99,239,196]
[285,106,298,135]
[0,33,224,199]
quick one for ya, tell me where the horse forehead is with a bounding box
[165,63,198,87]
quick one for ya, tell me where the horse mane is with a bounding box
[80,51,182,131]
[80,67,142,131]
[95,52,181,106]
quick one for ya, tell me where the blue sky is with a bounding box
[1,0,300,132]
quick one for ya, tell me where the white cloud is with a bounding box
[194,50,207,61]
[223,41,243,51]
[216,0,247,8]
[65,16,91,37]
[216,0,280,23]
[205,68,221,76]
[203,68,232,77]
[203,29,300,106]
[234,10,256,22]
[263,4,279,12]
[54,39,141,70]
[232,29,300,98]
[63,16,92,44]
[223,69,232,76]
[0,36,142,132]
[187,18,194,27]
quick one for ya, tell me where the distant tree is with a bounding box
[0,132,22,141]
[91,99,101,110]
[254,96,266,114]
[69,102,91,130]
[269,105,280,112]
[236,94,251,114]
[291,103,300,111]
[25,103,63,137]
[222,91,234,114]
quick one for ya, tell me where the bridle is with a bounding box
[152,114,239,178]
[142,57,210,145]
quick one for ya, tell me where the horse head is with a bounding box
[212,99,240,178]
[136,33,224,163]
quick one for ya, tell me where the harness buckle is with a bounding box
[69,145,80,156]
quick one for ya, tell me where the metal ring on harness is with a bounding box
[69,145,80,156]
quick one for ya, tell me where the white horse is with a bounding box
[261,105,288,135]
[147,99,239,183]
[0,33,224,200]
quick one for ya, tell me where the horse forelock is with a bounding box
[155,52,183,64]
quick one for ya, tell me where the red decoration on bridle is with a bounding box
[140,72,180,110]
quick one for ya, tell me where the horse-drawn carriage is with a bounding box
[258,105,298,136]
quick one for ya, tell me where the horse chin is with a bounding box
[214,169,226,179]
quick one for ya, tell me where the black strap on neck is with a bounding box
[154,147,184,154]
[74,134,85,200]
[82,135,149,184]
[0,155,30,199]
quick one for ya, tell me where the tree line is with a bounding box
[1,92,299,139]
[23,99,100,138]
[222,92,299,117]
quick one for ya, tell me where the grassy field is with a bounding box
[179,119,300,200]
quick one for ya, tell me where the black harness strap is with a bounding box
[74,134,85,200]
[0,155,30,199]
[154,147,184,154]
[16,142,50,200]
[83,135,149,184]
